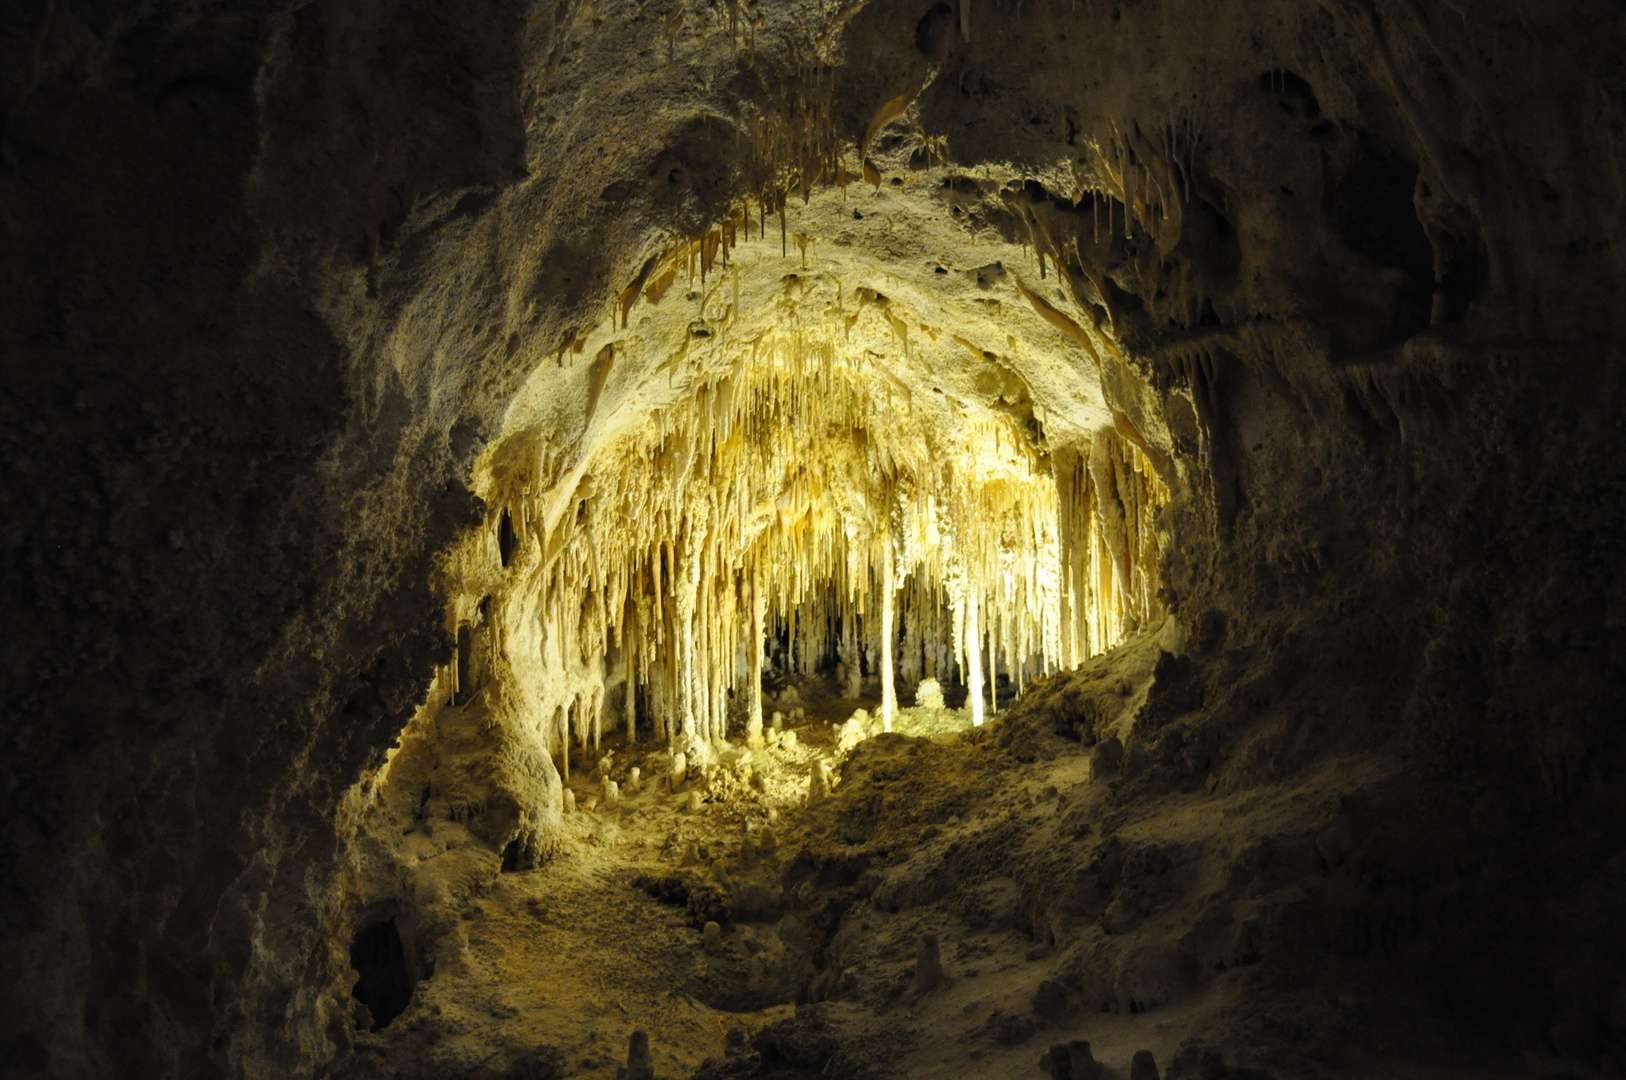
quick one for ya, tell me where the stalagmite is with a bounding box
[627,766,642,794]
[625,1030,656,1080]
[669,751,688,792]
[808,758,832,805]
[915,934,943,993]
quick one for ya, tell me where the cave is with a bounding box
[3,2,1625,1080]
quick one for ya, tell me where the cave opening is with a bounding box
[344,165,1186,1071]
[348,918,413,1033]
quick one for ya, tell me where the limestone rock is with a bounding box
[1090,736,1124,778]
[1130,1049,1161,1080]
[1033,979,1068,1019]
[836,712,868,756]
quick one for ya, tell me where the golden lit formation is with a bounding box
[454,231,1169,769]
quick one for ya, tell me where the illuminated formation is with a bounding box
[451,264,1168,766]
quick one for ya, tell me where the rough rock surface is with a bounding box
[2,1,1624,1079]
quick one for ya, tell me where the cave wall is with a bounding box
[2,0,1624,1077]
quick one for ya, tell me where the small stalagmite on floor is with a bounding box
[625,1028,655,1080]
[914,933,942,994]
[1041,1040,1099,1080]
[807,758,832,806]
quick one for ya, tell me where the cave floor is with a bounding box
[348,647,1546,1080]
[350,677,923,1079]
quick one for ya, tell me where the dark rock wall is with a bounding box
[1,0,1623,1076]
[0,3,521,1076]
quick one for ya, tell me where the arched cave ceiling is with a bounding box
[1,1,1625,1078]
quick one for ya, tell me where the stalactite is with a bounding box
[487,305,1169,751]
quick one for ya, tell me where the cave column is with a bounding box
[880,541,897,732]
[747,556,764,747]
[967,596,985,727]
[624,584,640,744]
[676,535,699,743]
[625,642,637,745]
[988,606,998,716]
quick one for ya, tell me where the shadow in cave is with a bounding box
[350,918,413,1031]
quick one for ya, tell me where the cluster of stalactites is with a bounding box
[496,333,1168,758]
